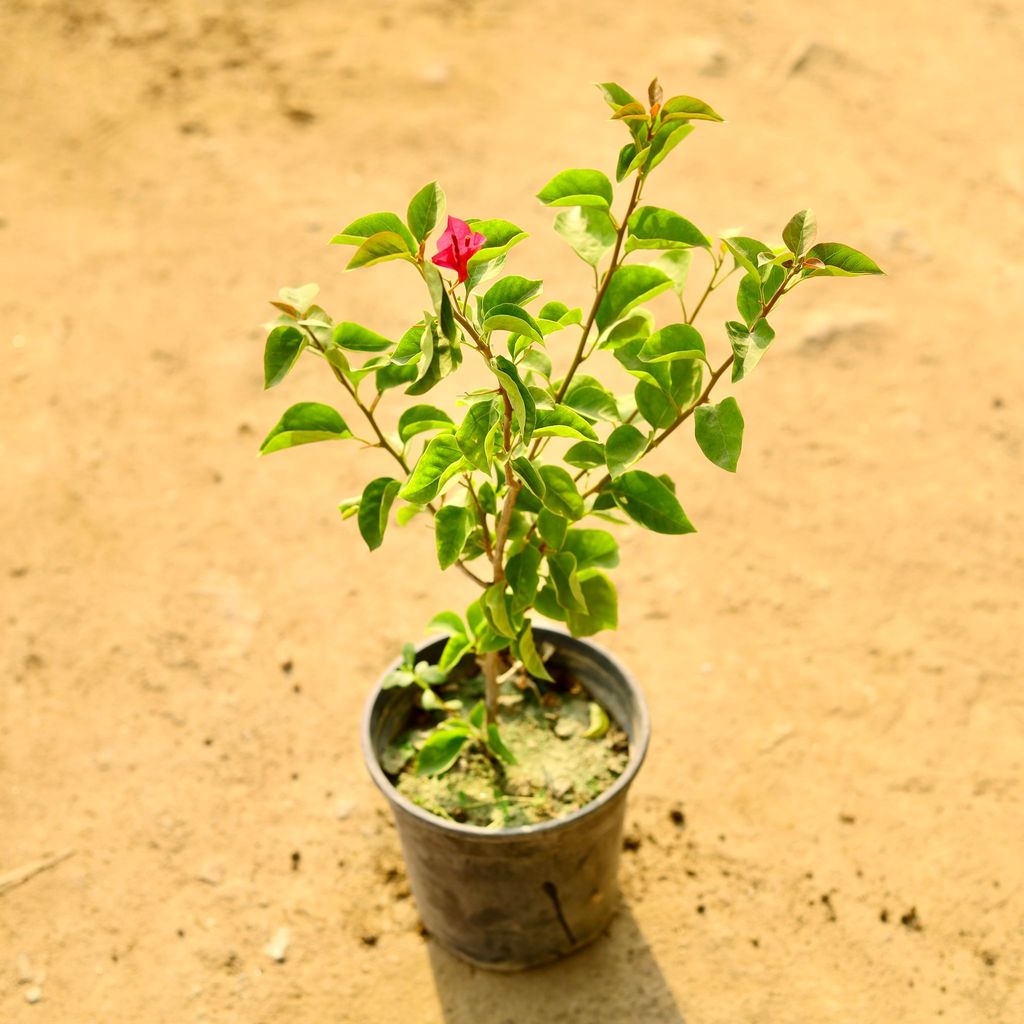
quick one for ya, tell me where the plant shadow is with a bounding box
[427,904,685,1023]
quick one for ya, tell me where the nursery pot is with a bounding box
[361,626,650,971]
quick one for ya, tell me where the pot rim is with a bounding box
[360,624,650,841]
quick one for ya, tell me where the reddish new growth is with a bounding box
[431,215,486,283]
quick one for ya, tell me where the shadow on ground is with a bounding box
[427,905,685,1023]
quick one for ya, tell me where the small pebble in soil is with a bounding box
[198,862,224,885]
[696,904,706,915]
[291,851,301,871]
[669,807,685,827]
[264,927,290,963]
[25,986,42,1004]
[361,934,378,947]
[280,660,293,674]
[980,950,998,968]
[622,832,642,852]
[334,799,356,820]
[880,908,889,923]
[900,907,923,931]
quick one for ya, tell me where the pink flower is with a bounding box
[431,216,486,284]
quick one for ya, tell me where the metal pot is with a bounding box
[361,626,650,970]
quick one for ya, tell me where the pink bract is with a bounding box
[431,216,486,283]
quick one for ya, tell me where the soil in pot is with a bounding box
[381,655,629,829]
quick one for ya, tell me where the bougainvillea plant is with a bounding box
[260,79,882,777]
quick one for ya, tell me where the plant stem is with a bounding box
[483,389,521,723]
[550,171,646,407]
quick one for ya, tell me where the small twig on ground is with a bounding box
[0,849,76,896]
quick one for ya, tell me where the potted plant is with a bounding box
[258,78,882,970]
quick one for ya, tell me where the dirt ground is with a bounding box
[2,0,1022,1021]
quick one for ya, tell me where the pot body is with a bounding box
[361,626,650,970]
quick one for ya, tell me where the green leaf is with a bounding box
[330,322,393,354]
[468,700,486,729]
[407,182,445,243]
[804,242,884,277]
[615,142,651,181]
[427,610,466,636]
[492,356,536,445]
[737,264,784,327]
[694,397,744,472]
[456,399,499,472]
[563,376,620,422]
[466,219,528,270]
[435,505,472,569]
[782,209,816,257]
[548,552,588,612]
[537,301,582,327]
[521,347,553,379]
[727,319,776,381]
[582,701,611,739]
[376,361,418,392]
[565,440,606,469]
[613,470,696,534]
[483,303,544,345]
[514,621,553,682]
[660,95,724,122]
[537,509,568,549]
[553,207,617,267]
[539,465,584,521]
[611,100,647,121]
[626,207,710,252]
[510,456,546,500]
[597,82,641,109]
[534,582,566,622]
[263,325,305,389]
[652,250,694,296]
[565,571,618,637]
[416,727,471,776]
[563,528,620,570]
[605,423,647,479]
[330,212,417,251]
[537,169,614,209]
[357,477,400,551]
[596,265,673,331]
[439,289,458,344]
[634,380,676,429]
[398,404,454,443]
[722,236,773,281]
[390,324,426,365]
[406,322,462,396]
[533,406,599,441]
[639,323,707,364]
[599,308,655,350]
[669,358,704,408]
[439,634,471,673]
[506,545,542,614]
[347,231,416,270]
[487,724,517,765]
[646,122,695,171]
[399,435,466,503]
[259,402,353,455]
[482,276,543,317]
[484,584,517,638]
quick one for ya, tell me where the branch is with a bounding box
[582,266,798,498]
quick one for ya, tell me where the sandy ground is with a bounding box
[2,0,1023,1021]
